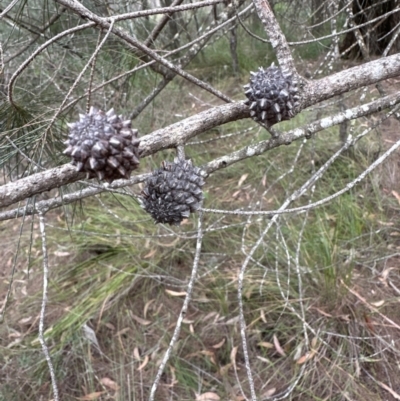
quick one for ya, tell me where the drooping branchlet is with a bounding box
[141,158,205,226]
[64,107,140,183]
[244,64,300,126]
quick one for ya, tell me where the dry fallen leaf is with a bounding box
[143,249,156,259]
[379,267,395,286]
[54,251,71,257]
[7,338,22,348]
[262,388,277,398]
[137,355,149,371]
[115,327,130,336]
[378,220,394,226]
[212,338,226,349]
[133,347,140,360]
[165,289,187,297]
[100,377,119,391]
[262,174,267,187]
[371,300,385,307]
[256,355,270,364]
[8,331,22,338]
[273,334,286,357]
[104,322,115,330]
[129,312,151,326]
[313,307,333,318]
[143,299,155,318]
[296,350,316,365]
[77,392,105,400]
[230,346,238,366]
[238,173,248,187]
[195,392,221,401]
[258,341,273,349]
[18,316,32,325]
[260,309,267,323]
[200,350,216,364]
[392,190,400,205]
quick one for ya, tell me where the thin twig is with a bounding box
[86,30,103,113]
[63,3,253,116]
[110,0,223,22]
[7,21,95,106]
[289,6,400,45]
[38,211,60,401]
[0,0,21,20]
[149,209,204,401]
[43,19,115,139]
[202,124,400,217]
[341,280,400,332]
[56,0,233,103]
[5,136,45,170]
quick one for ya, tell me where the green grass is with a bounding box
[3,121,394,399]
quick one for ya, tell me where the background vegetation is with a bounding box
[1,0,400,400]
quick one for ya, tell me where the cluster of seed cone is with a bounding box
[244,64,300,126]
[64,107,140,183]
[141,158,205,225]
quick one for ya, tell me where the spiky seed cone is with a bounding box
[244,64,300,126]
[64,107,140,183]
[141,158,205,226]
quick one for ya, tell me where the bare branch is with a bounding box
[61,3,253,115]
[0,174,150,221]
[110,0,223,23]
[203,120,400,217]
[0,0,21,20]
[149,210,204,401]
[289,6,400,45]
[144,0,185,46]
[1,86,399,220]
[38,212,60,401]
[0,164,85,208]
[205,89,400,174]
[304,53,400,107]
[7,22,95,105]
[1,54,400,209]
[253,0,297,74]
[55,0,232,103]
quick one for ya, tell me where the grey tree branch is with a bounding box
[55,0,232,103]
[149,209,204,401]
[0,174,150,221]
[1,53,400,209]
[304,53,400,108]
[7,21,95,105]
[252,0,297,74]
[38,212,60,401]
[1,87,400,218]
[205,90,400,174]
[144,0,185,47]
[109,0,223,22]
